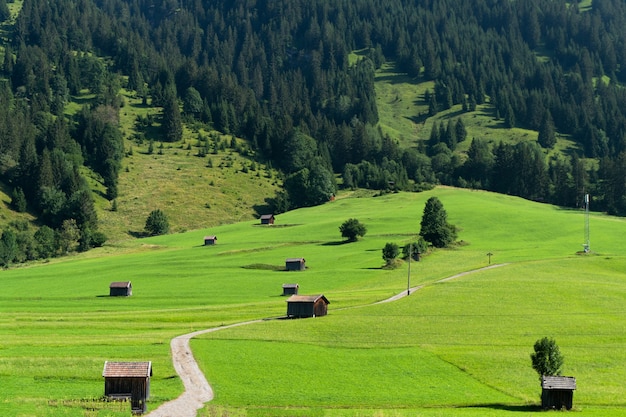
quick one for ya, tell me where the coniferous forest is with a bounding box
[1,0,626,263]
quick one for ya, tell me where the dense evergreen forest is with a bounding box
[1,0,626,264]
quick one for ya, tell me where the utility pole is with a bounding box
[407,243,411,296]
[583,194,590,253]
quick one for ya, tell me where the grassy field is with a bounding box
[2,187,626,416]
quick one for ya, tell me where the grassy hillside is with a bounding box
[70,90,283,243]
[374,61,582,159]
[2,188,626,416]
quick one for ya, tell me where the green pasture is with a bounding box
[2,187,626,416]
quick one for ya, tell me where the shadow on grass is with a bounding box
[252,224,301,228]
[320,240,351,246]
[241,263,286,271]
[462,404,541,412]
[128,230,148,238]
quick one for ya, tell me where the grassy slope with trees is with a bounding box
[2,188,626,416]
[2,0,626,414]
[3,0,626,261]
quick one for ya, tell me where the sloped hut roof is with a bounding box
[109,281,132,289]
[542,375,576,390]
[103,361,152,378]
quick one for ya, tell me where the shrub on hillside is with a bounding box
[145,209,170,236]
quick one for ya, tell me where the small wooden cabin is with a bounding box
[103,361,152,414]
[286,294,329,318]
[285,257,306,271]
[260,214,275,225]
[204,235,217,245]
[109,281,132,297]
[541,375,576,410]
[282,283,299,296]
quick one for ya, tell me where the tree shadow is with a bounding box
[463,404,541,412]
[252,201,273,217]
[320,240,351,246]
[128,230,148,238]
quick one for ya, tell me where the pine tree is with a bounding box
[145,209,170,236]
[455,118,467,143]
[538,112,557,149]
[162,88,182,142]
[419,196,457,248]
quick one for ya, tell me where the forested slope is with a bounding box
[1,0,626,263]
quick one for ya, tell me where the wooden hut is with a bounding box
[103,361,152,414]
[204,235,217,245]
[109,281,132,297]
[260,214,275,225]
[285,257,306,271]
[541,375,576,410]
[282,283,299,296]
[286,294,329,318]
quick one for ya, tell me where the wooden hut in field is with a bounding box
[286,294,329,318]
[204,235,217,245]
[285,257,306,271]
[541,375,576,410]
[109,281,132,297]
[260,214,275,225]
[103,361,152,414]
[282,283,299,296]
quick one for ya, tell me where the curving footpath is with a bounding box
[145,264,507,417]
[145,321,263,417]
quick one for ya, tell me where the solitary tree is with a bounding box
[382,242,399,265]
[145,209,170,236]
[419,196,457,247]
[531,337,564,380]
[339,218,367,242]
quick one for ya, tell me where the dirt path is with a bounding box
[145,320,262,417]
[376,263,507,304]
[145,263,507,417]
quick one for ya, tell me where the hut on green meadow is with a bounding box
[282,283,299,296]
[285,257,306,271]
[102,361,152,414]
[109,281,132,297]
[260,214,275,225]
[286,294,329,318]
[541,375,576,410]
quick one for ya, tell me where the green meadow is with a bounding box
[2,187,626,416]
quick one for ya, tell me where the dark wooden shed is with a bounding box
[282,283,299,296]
[204,235,217,245]
[285,257,306,271]
[109,281,132,297]
[260,214,275,225]
[103,361,152,414]
[286,294,329,318]
[541,375,576,410]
